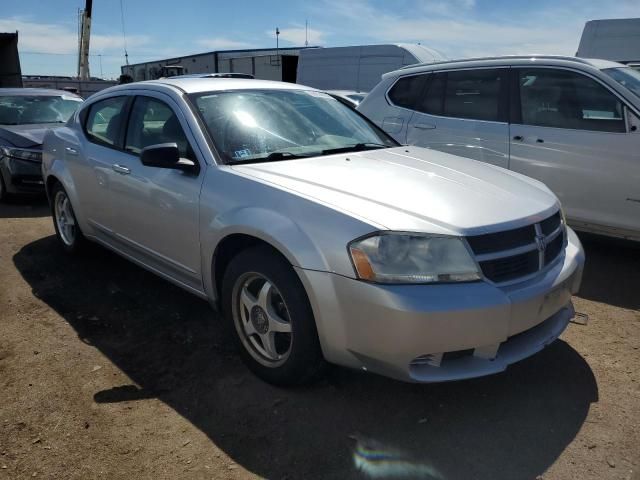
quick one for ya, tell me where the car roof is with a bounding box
[383,55,626,79]
[325,90,365,96]
[168,73,255,79]
[0,87,82,98]
[99,78,316,96]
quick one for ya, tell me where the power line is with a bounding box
[19,50,164,59]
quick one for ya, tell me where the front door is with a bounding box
[406,68,510,168]
[108,93,205,292]
[509,67,640,238]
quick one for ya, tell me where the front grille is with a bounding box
[479,250,539,283]
[467,211,565,283]
[466,224,536,255]
[540,212,561,235]
[544,231,563,264]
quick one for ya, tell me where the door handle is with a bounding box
[513,135,524,141]
[413,123,436,130]
[112,164,131,175]
[65,147,78,156]
[536,138,544,143]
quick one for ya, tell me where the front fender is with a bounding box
[201,206,331,302]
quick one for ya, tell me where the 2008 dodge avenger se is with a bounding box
[42,78,584,385]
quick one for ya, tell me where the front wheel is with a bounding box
[221,246,325,386]
[51,183,87,253]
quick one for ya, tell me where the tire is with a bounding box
[0,172,7,202]
[221,245,325,386]
[50,182,87,254]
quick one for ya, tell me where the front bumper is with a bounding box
[296,227,585,382]
[0,156,45,194]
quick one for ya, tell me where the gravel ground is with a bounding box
[0,198,638,480]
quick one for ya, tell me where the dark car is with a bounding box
[0,88,83,200]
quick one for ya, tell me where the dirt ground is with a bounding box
[0,198,639,480]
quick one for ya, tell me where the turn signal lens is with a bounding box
[350,247,376,281]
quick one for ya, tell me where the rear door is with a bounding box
[509,67,640,238]
[71,95,130,238]
[382,73,429,143]
[405,68,510,168]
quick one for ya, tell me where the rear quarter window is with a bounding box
[388,75,428,110]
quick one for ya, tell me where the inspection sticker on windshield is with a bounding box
[234,149,251,159]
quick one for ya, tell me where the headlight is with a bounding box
[1,147,43,163]
[348,232,481,284]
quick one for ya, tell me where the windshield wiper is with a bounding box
[230,150,315,165]
[320,143,390,155]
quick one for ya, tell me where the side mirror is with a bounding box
[140,143,198,173]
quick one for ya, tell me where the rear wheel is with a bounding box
[221,246,325,386]
[51,182,87,253]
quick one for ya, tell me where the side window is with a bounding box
[124,97,194,159]
[85,97,128,147]
[388,75,428,110]
[417,72,446,115]
[518,69,625,133]
[442,69,504,121]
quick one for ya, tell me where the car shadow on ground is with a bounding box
[14,236,598,480]
[0,196,49,219]
[576,232,640,310]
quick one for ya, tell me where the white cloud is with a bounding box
[196,37,254,50]
[268,27,325,46]
[0,17,148,55]
[417,0,476,16]
[312,0,640,59]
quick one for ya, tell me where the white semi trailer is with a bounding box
[296,44,445,92]
[577,18,640,71]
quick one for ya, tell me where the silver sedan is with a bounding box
[42,78,584,385]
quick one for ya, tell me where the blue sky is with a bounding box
[2,0,638,79]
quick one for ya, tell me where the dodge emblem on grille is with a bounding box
[535,234,547,252]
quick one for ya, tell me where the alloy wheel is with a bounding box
[232,272,293,368]
[54,190,77,247]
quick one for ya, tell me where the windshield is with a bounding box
[602,67,640,99]
[189,89,397,163]
[0,95,82,126]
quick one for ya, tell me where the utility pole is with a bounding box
[120,0,129,66]
[76,8,82,76]
[305,20,309,47]
[78,0,93,80]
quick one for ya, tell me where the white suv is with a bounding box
[358,55,640,241]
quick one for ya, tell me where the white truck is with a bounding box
[577,18,640,71]
[296,44,445,92]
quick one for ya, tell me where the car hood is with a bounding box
[0,123,59,148]
[231,147,559,235]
